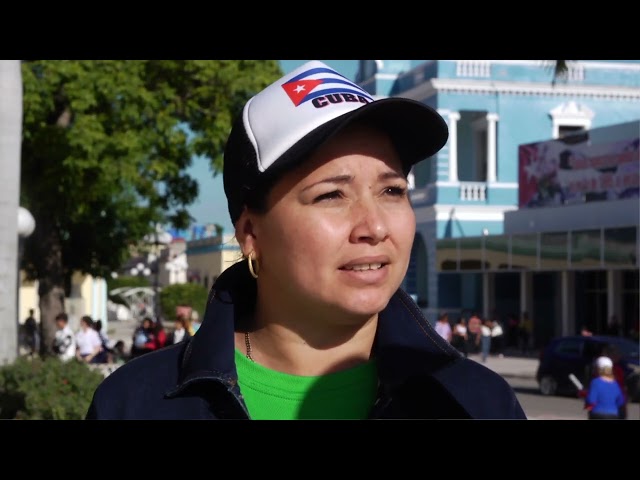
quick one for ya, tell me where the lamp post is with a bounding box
[17,206,35,257]
[129,262,151,319]
[144,224,172,322]
[17,207,35,357]
[130,262,151,278]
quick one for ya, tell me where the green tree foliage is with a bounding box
[160,282,209,322]
[107,274,152,291]
[19,60,283,354]
[0,356,104,419]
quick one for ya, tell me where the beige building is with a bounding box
[19,271,108,333]
[18,230,240,338]
[159,238,189,286]
[186,234,242,291]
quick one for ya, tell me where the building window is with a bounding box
[457,111,489,182]
[622,270,639,339]
[475,127,488,181]
[558,125,585,139]
[584,271,608,334]
[549,101,594,139]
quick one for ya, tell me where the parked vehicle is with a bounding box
[536,334,640,402]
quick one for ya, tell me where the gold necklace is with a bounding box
[244,331,254,362]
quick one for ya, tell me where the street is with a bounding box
[506,377,640,420]
[105,319,638,420]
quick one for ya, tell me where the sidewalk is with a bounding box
[107,319,540,380]
[466,352,539,380]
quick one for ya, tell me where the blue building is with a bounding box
[355,60,640,341]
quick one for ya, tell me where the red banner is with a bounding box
[519,136,639,208]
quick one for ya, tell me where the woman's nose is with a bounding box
[348,199,390,244]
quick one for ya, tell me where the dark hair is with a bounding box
[80,315,94,327]
[55,312,68,322]
[243,182,275,217]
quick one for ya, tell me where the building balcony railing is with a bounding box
[459,182,487,201]
[456,60,491,78]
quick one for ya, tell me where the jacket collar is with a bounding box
[172,261,463,394]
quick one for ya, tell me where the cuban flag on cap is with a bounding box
[243,60,375,172]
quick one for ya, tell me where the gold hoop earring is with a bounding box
[247,251,259,279]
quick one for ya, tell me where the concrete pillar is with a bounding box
[607,269,621,331]
[446,111,460,182]
[0,61,23,365]
[482,272,494,320]
[560,271,575,336]
[486,113,499,182]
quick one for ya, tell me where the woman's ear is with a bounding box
[234,207,258,257]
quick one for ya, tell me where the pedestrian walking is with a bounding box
[579,356,625,420]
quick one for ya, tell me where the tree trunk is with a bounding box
[38,281,66,356]
[33,218,66,356]
[0,60,23,365]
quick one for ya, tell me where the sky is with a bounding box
[184,60,359,235]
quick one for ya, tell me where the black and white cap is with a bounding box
[223,60,449,225]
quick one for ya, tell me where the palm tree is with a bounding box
[551,60,571,86]
[0,60,23,364]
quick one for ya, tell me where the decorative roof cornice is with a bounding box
[401,78,640,102]
[549,101,595,120]
[455,60,640,72]
[414,204,518,223]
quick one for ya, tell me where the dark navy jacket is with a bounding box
[86,262,527,420]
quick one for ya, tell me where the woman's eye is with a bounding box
[314,191,343,203]
[384,186,407,197]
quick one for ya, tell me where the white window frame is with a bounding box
[549,101,594,139]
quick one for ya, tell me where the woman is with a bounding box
[582,356,625,420]
[92,319,112,363]
[166,316,191,346]
[86,61,526,420]
[129,317,157,359]
[75,315,104,364]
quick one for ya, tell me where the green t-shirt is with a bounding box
[234,349,378,420]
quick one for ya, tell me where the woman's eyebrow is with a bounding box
[380,171,406,182]
[301,171,406,192]
[301,175,353,192]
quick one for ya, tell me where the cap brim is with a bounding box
[269,97,449,178]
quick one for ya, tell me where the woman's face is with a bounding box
[245,124,416,319]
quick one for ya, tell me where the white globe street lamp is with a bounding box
[16,207,36,360]
[130,263,151,278]
[17,206,35,238]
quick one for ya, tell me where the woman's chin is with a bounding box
[337,295,392,319]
